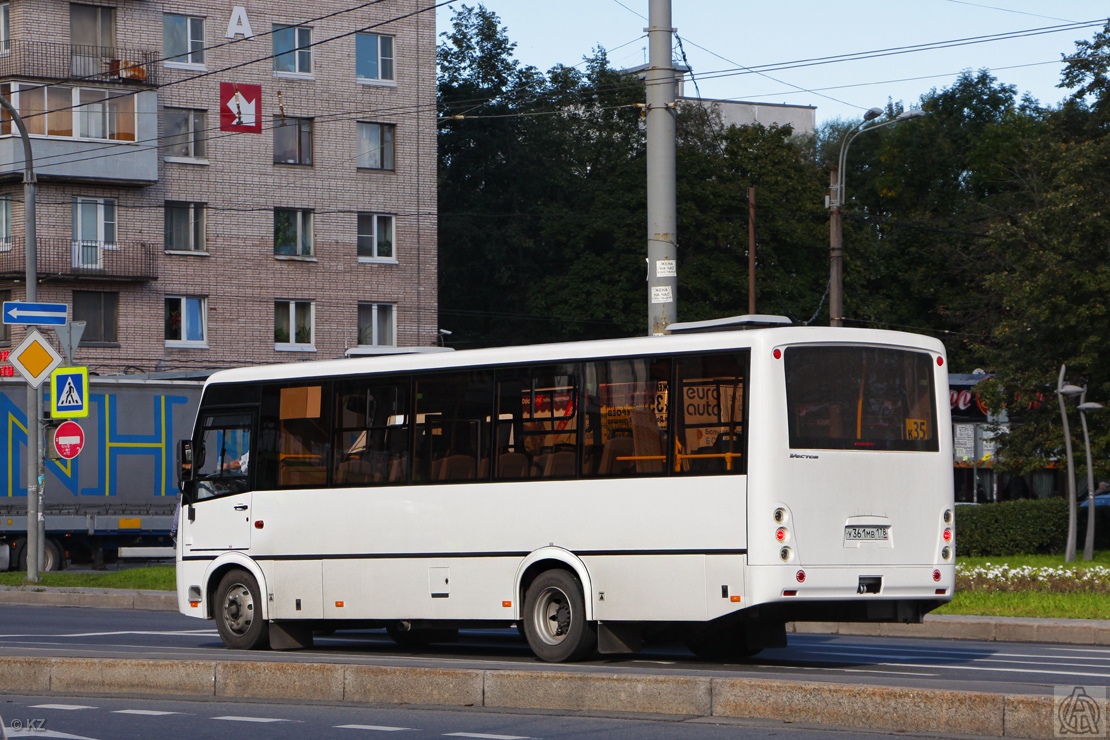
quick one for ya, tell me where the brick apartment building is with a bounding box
[0,1,439,375]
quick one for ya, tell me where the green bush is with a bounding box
[956,498,1110,556]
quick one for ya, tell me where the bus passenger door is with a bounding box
[182,411,254,553]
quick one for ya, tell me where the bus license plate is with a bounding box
[844,525,890,541]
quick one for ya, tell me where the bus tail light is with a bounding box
[941,546,951,561]
[932,570,941,582]
[942,528,952,542]
[782,589,797,596]
[795,570,806,583]
[779,546,792,562]
[935,588,948,595]
[775,527,788,542]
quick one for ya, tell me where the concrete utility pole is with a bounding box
[645,0,677,335]
[0,93,40,580]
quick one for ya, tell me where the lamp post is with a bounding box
[1056,365,1085,563]
[828,108,926,327]
[1078,394,1103,561]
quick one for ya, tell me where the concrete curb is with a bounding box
[0,655,1063,739]
[3,586,1108,646]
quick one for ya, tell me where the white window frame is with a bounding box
[165,295,208,347]
[163,107,207,162]
[72,196,117,269]
[355,32,394,84]
[163,13,206,68]
[357,302,395,347]
[356,122,395,170]
[75,88,135,141]
[272,24,312,76]
[357,213,395,262]
[0,4,10,55]
[275,299,315,351]
[274,208,314,258]
[0,195,10,251]
[164,201,206,253]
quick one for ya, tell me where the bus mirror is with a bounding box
[178,439,194,486]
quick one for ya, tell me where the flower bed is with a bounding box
[956,562,1110,593]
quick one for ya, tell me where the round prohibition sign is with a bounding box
[53,420,85,459]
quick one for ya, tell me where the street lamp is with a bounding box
[1056,365,1085,563]
[828,108,926,327]
[1078,395,1103,561]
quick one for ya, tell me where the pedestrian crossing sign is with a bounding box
[50,366,89,419]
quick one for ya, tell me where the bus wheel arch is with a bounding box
[516,548,595,621]
[204,555,270,622]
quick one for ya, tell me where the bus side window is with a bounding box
[333,381,409,485]
[414,371,494,483]
[192,411,253,499]
[583,357,670,477]
[675,352,748,475]
[259,384,331,488]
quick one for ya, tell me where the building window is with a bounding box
[275,300,314,348]
[73,291,118,344]
[358,303,394,346]
[164,202,206,252]
[273,24,311,74]
[274,208,313,257]
[77,88,135,141]
[163,13,205,66]
[273,116,312,165]
[1,4,10,54]
[356,33,393,82]
[72,197,116,269]
[165,296,207,346]
[0,195,10,251]
[164,108,207,160]
[357,213,394,260]
[357,122,395,170]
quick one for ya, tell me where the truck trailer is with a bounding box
[0,375,202,570]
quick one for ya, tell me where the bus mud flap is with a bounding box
[598,622,642,654]
[269,621,314,650]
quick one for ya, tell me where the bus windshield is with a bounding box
[784,345,938,452]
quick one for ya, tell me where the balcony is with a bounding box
[0,237,158,282]
[0,41,159,86]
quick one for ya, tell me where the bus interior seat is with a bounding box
[439,454,476,480]
[543,449,576,478]
[630,408,665,473]
[497,451,532,479]
[598,435,636,475]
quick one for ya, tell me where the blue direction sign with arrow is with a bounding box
[2,301,68,326]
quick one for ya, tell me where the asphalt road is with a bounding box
[0,693,942,740]
[0,604,1105,698]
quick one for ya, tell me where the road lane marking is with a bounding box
[335,725,414,731]
[113,710,180,716]
[212,716,293,723]
[29,704,96,710]
[445,734,532,740]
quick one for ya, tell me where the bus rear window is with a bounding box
[784,346,938,452]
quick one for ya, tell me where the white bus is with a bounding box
[175,319,955,662]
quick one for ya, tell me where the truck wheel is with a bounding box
[214,569,269,650]
[522,569,596,663]
[13,539,61,571]
[42,540,64,571]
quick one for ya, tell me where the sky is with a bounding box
[434,1,1110,124]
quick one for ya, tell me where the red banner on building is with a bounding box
[220,82,262,133]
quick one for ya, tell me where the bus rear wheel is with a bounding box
[522,569,596,663]
[214,569,269,650]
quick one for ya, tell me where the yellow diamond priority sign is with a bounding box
[9,329,63,389]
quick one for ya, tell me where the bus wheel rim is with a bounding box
[222,583,254,635]
[535,587,571,646]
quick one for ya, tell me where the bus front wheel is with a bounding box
[522,569,597,663]
[214,569,269,650]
